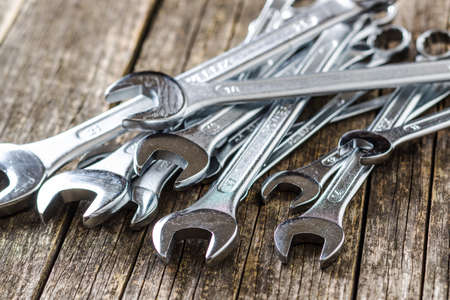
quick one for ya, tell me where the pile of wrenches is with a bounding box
[0,0,449,267]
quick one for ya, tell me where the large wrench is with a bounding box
[107,58,450,131]
[150,22,356,264]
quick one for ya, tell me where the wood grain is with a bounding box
[355,1,450,299]
[0,0,154,298]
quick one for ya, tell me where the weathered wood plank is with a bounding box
[39,0,217,299]
[0,0,155,298]
[422,101,449,300]
[355,1,450,299]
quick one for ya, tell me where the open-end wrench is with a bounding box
[260,83,448,208]
[0,0,375,216]
[133,105,264,189]
[36,134,149,227]
[271,84,447,267]
[107,58,450,131]
[150,22,357,264]
[339,107,450,165]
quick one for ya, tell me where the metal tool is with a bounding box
[271,83,430,267]
[150,22,357,264]
[260,83,448,209]
[36,134,149,227]
[108,59,450,131]
[0,0,373,216]
[339,107,450,165]
[133,105,264,189]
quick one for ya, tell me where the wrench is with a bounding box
[271,83,447,267]
[338,107,450,165]
[108,59,450,131]
[150,22,358,264]
[261,83,448,208]
[0,0,371,216]
[36,134,149,227]
[133,105,264,189]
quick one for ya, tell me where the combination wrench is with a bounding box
[261,83,449,209]
[338,107,450,165]
[270,83,448,267]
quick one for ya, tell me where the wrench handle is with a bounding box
[186,60,450,112]
[178,0,361,83]
[24,97,155,173]
[386,107,450,147]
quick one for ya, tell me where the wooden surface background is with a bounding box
[0,0,448,299]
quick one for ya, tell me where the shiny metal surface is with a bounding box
[150,23,354,264]
[339,108,450,164]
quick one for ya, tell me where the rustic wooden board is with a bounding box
[0,0,155,298]
[0,0,447,299]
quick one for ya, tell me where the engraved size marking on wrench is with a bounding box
[218,105,290,193]
[77,124,103,140]
[183,13,319,83]
[201,122,223,136]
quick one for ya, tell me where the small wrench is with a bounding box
[36,134,149,227]
[271,83,447,267]
[339,107,450,165]
[261,83,448,208]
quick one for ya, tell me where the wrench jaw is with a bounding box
[152,209,238,265]
[105,71,187,131]
[36,169,128,227]
[0,144,46,216]
[274,217,345,268]
[260,171,321,212]
[339,130,393,165]
[129,185,159,229]
[134,134,209,190]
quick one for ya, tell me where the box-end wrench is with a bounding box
[0,0,371,216]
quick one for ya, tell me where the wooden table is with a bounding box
[0,0,448,299]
